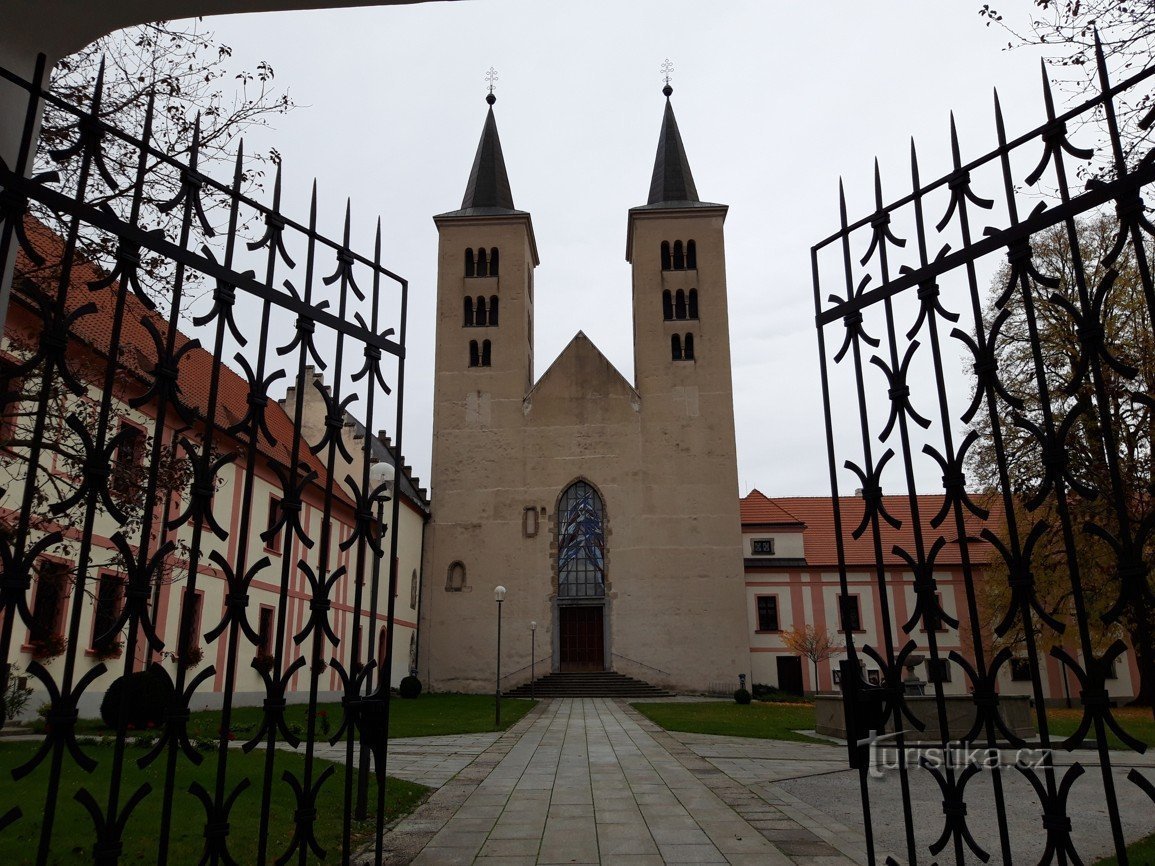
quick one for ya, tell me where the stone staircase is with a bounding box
[505,671,673,699]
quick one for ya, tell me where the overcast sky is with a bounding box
[185,0,1080,498]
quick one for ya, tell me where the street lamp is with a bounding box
[494,585,506,728]
[530,621,537,702]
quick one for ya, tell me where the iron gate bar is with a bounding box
[0,49,408,866]
[815,33,1155,866]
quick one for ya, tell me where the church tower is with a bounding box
[420,86,748,695]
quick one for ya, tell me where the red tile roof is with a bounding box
[740,489,805,525]
[11,217,348,507]
[741,492,998,568]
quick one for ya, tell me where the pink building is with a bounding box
[741,490,1139,703]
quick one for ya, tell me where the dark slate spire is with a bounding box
[647,86,699,206]
[460,94,516,211]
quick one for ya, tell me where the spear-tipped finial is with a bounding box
[949,111,962,167]
[838,177,848,226]
[485,66,498,105]
[993,87,1008,145]
[343,198,352,244]
[873,156,884,208]
[1040,58,1057,118]
[661,58,674,97]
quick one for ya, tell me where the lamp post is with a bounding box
[494,586,506,728]
[530,621,537,702]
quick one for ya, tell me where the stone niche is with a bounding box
[815,694,1036,743]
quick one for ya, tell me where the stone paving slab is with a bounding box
[387,698,820,865]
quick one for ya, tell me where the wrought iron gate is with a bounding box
[815,40,1155,866]
[0,54,409,865]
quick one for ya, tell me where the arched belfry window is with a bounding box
[469,340,480,367]
[686,240,697,269]
[490,248,500,275]
[660,241,672,271]
[489,295,499,326]
[674,289,687,320]
[465,249,476,278]
[671,333,682,361]
[688,289,699,320]
[481,339,492,367]
[464,296,474,327]
[476,247,489,278]
[557,481,605,598]
[475,295,488,326]
[662,290,673,320]
[684,333,695,360]
[673,240,685,270]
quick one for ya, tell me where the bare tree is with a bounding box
[781,624,845,694]
[979,1,1155,170]
[34,19,294,308]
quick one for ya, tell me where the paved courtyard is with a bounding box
[374,698,1155,865]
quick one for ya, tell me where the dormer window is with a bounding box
[751,538,775,555]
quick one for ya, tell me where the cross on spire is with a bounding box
[485,67,499,105]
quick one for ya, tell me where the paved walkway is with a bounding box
[379,699,856,865]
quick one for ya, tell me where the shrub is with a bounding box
[1,666,34,722]
[29,633,67,661]
[733,688,752,705]
[398,675,422,699]
[100,665,174,730]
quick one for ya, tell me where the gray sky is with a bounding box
[190,0,1074,497]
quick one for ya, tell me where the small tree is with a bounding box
[781,624,845,694]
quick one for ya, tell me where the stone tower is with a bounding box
[419,90,748,695]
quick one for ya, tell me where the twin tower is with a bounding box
[419,87,749,694]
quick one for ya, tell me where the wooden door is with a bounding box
[558,606,604,671]
[777,655,804,696]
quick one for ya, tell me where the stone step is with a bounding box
[505,671,673,698]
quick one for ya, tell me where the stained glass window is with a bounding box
[557,481,605,598]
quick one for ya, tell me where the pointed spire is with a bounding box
[647,85,700,206]
[460,94,516,211]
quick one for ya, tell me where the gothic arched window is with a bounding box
[686,240,697,269]
[671,333,682,361]
[476,247,489,278]
[490,247,500,275]
[660,241,672,271]
[557,481,605,598]
[688,289,699,320]
[481,339,492,367]
[673,240,685,270]
[464,296,474,327]
[489,295,499,326]
[674,289,687,320]
[465,248,476,278]
[684,333,695,360]
[662,290,673,320]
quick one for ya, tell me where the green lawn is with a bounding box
[1094,832,1155,865]
[32,693,537,741]
[1045,706,1155,750]
[632,700,827,744]
[0,741,428,864]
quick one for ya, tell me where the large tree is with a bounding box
[968,210,1155,703]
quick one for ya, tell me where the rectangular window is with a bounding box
[1010,658,1033,681]
[180,589,205,655]
[90,572,124,654]
[257,605,275,658]
[30,560,68,647]
[840,594,862,632]
[112,421,145,495]
[926,658,952,684]
[756,596,779,632]
[751,538,775,555]
[266,495,283,553]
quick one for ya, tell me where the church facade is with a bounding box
[418,89,750,694]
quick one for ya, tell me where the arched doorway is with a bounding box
[555,480,606,672]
